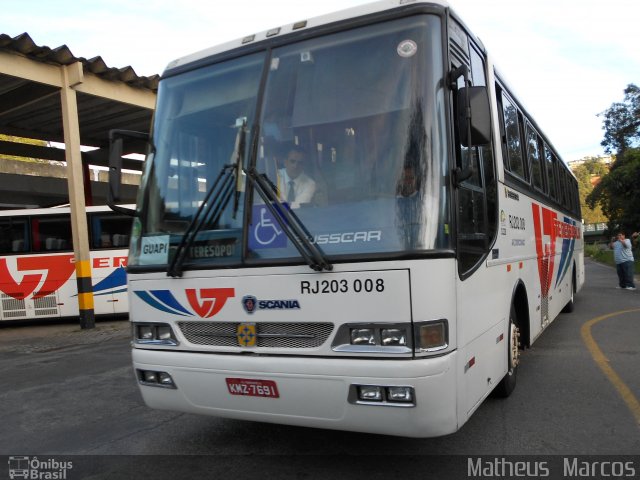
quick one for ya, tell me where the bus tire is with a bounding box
[561,273,575,313]
[494,305,520,398]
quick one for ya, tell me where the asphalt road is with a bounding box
[1,258,639,479]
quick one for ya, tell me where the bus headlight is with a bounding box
[349,384,415,407]
[156,325,174,341]
[358,385,383,401]
[381,328,407,346]
[387,386,413,403]
[133,323,179,346]
[350,328,375,345]
[332,323,412,354]
[137,369,177,389]
[138,325,154,340]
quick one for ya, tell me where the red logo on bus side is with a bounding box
[0,255,75,300]
[531,204,557,297]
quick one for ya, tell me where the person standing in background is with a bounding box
[609,231,637,290]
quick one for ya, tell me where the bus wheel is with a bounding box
[561,276,575,313]
[495,306,520,398]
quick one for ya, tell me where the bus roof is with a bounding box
[163,0,452,75]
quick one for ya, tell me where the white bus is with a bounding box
[109,0,584,437]
[0,205,131,321]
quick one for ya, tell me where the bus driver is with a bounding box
[277,145,316,208]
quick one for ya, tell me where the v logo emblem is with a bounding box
[0,255,75,300]
[186,288,235,318]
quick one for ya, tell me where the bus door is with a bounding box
[448,21,500,414]
[90,253,129,316]
[89,212,131,316]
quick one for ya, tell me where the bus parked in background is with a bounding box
[109,0,584,437]
[0,206,131,321]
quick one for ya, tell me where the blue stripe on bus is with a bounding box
[149,290,193,316]
[93,288,128,296]
[93,267,127,294]
[133,291,190,316]
[555,217,576,287]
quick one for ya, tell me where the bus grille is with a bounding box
[177,322,334,349]
[34,294,58,317]
[2,294,27,318]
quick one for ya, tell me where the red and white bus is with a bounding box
[110,0,584,437]
[0,205,131,321]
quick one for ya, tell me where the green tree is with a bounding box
[588,84,640,233]
[573,158,608,224]
[587,148,640,233]
[599,84,640,160]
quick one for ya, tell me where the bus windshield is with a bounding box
[130,14,450,269]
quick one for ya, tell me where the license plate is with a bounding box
[225,378,280,398]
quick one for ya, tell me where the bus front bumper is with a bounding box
[132,348,458,438]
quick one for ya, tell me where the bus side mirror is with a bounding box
[457,86,491,147]
[108,129,148,216]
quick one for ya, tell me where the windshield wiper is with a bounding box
[167,119,247,278]
[167,164,236,277]
[245,167,333,272]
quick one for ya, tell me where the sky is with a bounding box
[2,0,639,162]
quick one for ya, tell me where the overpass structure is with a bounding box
[0,32,158,328]
[583,222,609,244]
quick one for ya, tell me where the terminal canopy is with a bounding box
[0,32,158,207]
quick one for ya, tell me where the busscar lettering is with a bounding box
[312,230,382,244]
[505,189,520,201]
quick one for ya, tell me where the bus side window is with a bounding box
[90,213,133,249]
[31,218,41,252]
[0,217,28,254]
[572,179,579,216]
[35,215,71,252]
[561,169,570,211]
[554,153,564,206]
[526,124,544,192]
[544,144,558,201]
[501,93,526,181]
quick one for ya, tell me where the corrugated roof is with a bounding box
[0,32,159,91]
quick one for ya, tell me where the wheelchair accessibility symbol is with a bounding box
[250,205,287,249]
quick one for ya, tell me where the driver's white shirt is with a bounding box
[277,168,316,208]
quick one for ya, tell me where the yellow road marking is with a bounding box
[580,309,640,426]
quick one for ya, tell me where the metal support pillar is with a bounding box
[60,62,95,329]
